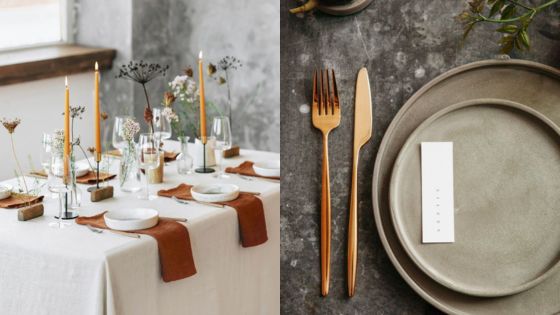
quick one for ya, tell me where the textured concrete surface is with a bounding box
[280,1,559,314]
[75,0,279,152]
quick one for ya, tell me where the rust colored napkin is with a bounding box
[0,194,44,209]
[106,150,179,162]
[225,161,280,180]
[158,184,268,247]
[29,170,48,178]
[76,212,197,282]
[76,171,116,184]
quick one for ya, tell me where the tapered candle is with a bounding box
[64,76,70,184]
[198,50,207,144]
[94,62,101,162]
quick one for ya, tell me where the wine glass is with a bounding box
[152,107,172,144]
[137,133,160,200]
[112,116,133,153]
[48,154,70,229]
[211,116,232,178]
[40,133,52,175]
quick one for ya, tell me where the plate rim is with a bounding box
[389,98,560,297]
[372,58,560,314]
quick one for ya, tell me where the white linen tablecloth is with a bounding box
[0,143,279,315]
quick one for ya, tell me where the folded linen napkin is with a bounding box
[225,161,280,180]
[158,184,268,247]
[76,171,116,185]
[76,212,197,282]
[106,150,179,162]
[0,194,44,209]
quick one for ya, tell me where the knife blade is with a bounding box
[348,67,372,297]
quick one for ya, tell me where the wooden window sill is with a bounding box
[0,44,116,86]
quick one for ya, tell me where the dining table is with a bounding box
[0,141,280,315]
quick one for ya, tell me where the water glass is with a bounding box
[137,133,160,200]
[211,116,232,178]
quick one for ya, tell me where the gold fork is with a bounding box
[312,69,341,297]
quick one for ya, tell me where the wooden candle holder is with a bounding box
[90,186,114,202]
[18,203,44,221]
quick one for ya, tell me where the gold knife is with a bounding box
[348,67,372,297]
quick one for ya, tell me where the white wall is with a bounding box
[0,73,96,180]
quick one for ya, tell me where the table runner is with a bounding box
[158,183,268,247]
[76,212,197,282]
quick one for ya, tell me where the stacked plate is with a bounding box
[373,59,560,314]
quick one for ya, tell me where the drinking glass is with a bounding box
[137,133,160,200]
[112,116,133,152]
[40,133,52,175]
[211,116,232,178]
[48,154,70,229]
[153,107,172,143]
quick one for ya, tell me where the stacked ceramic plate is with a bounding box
[373,59,560,314]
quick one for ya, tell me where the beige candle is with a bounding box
[64,76,70,184]
[198,50,206,144]
[94,62,101,162]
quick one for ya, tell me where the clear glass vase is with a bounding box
[177,136,193,175]
[119,142,142,192]
[68,152,82,210]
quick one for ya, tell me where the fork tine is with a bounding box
[325,69,332,115]
[319,69,325,115]
[331,69,340,112]
[312,69,318,114]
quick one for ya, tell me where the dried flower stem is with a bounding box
[9,133,28,194]
[142,83,155,133]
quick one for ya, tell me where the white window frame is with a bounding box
[0,0,73,52]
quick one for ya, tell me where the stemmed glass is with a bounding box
[211,116,232,178]
[153,107,172,145]
[112,116,133,153]
[137,133,160,200]
[40,133,52,175]
[48,154,70,229]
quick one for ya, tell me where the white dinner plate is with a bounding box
[53,163,90,178]
[104,208,159,231]
[191,184,240,203]
[0,184,12,200]
[253,160,280,177]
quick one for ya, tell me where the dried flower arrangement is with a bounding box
[116,61,169,132]
[458,0,559,53]
[208,56,242,124]
[61,106,95,172]
[119,117,140,186]
[1,117,28,194]
[162,68,221,138]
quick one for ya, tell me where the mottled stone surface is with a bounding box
[280,1,559,314]
[75,0,279,152]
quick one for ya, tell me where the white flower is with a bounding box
[162,107,179,123]
[51,129,65,154]
[123,118,140,142]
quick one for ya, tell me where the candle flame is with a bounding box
[95,61,99,71]
[199,50,203,59]
[65,76,68,87]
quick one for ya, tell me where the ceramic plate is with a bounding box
[390,98,560,297]
[253,160,280,177]
[104,208,159,231]
[373,59,560,314]
[0,184,12,200]
[191,184,240,203]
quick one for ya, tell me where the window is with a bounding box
[0,0,67,50]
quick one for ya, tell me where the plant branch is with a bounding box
[142,83,155,133]
[10,134,28,194]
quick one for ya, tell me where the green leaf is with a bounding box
[496,24,518,33]
[501,4,516,19]
[519,29,530,48]
[500,38,514,54]
[489,0,504,17]
[463,22,477,41]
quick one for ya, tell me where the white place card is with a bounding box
[421,142,454,243]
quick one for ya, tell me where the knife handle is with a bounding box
[320,132,331,297]
[347,150,359,297]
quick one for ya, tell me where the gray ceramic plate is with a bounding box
[373,59,560,314]
[390,98,560,298]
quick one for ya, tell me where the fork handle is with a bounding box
[320,132,331,297]
[347,147,359,297]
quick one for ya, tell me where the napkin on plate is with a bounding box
[158,183,268,247]
[76,212,197,282]
[225,161,280,180]
[76,171,117,184]
[0,194,44,209]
